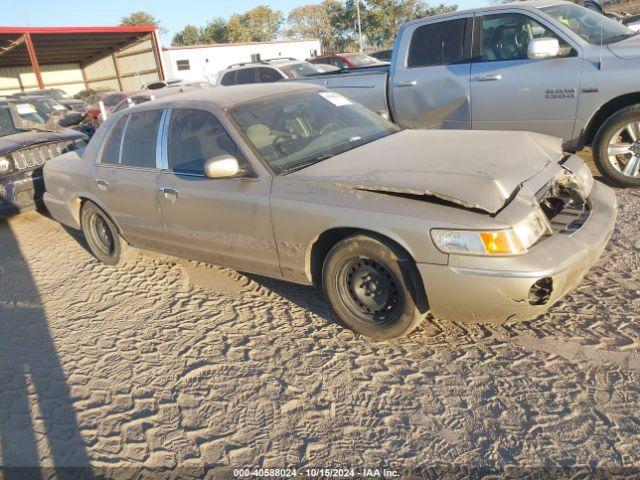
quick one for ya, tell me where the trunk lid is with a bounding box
[288,129,563,214]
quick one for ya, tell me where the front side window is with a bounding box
[101,116,127,165]
[167,109,242,175]
[408,18,466,67]
[477,13,573,62]
[541,3,635,45]
[229,90,399,175]
[258,68,283,83]
[120,110,163,168]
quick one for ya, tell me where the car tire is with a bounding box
[322,233,426,341]
[80,201,137,266]
[593,104,640,187]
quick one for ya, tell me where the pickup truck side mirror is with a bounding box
[528,37,560,59]
[204,155,242,179]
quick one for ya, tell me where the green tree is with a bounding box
[120,11,167,34]
[201,17,229,44]
[287,0,345,52]
[171,25,202,46]
[227,6,284,42]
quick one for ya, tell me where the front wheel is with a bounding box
[80,201,137,266]
[593,104,640,187]
[322,234,426,340]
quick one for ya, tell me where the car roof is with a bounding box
[136,82,323,110]
[7,95,50,101]
[403,0,568,25]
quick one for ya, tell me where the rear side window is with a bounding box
[101,116,127,164]
[236,68,257,85]
[408,18,466,67]
[167,108,243,175]
[120,110,163,168]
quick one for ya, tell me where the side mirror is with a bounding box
[204,155,241,179]
[528,37,560,59]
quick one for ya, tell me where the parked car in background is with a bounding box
[369,49,393,62]
[308,53,387,69]
[0,99,87,218]
[12,88,87,113]
[6,95,84,129]
[216,58,338,86]
[143,79,213,90]
[43,83,615,340]
[297,0,640,187]
[85,92,127,119]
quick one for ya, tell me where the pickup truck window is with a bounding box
[220,71,236,86]
[476,13,573,62]
[120,110,164,169]
[168,109,243,175]
[408,18,466,67]
[540,3,636,45]
[229,90,399,175]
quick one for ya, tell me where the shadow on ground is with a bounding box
[0,219,93,479]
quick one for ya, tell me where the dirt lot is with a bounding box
[0,153,639,476]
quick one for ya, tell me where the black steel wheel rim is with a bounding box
[336,257,402,326]
[89,213,114,257]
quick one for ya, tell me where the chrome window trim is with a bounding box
[117,114,132,165]
[156,109,169,170]
[160,108,171,171]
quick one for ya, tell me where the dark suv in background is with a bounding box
[0,99,86,218]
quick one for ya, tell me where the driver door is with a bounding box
[470,11,582,140]
[156,107,280,277]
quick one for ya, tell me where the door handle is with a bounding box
[395,80,417,87]
[95,179,109,191]
[477,74,502,82]
[158,186,179,201]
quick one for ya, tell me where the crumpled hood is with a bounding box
[0,129,85,155]
[607,34,640,59]
[289,129,563,214]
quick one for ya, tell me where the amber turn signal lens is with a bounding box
[479,231,525,255]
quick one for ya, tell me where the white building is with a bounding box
[162,39,321,84]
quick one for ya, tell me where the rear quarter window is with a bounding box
[101,116,127,164]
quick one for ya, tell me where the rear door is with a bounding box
[470,10,582,139]
[90,109,165,249]
[390,14,473,129]
[156,106,280,277]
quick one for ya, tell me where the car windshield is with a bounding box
[344,53,378,66]
[0,102,52,136]
[541,3,636,44]
[11,102,48,125]
[278,62,322,78]
[52,89,72,99]
[229,90,399,175]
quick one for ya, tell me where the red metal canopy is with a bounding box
[0,26,162,89]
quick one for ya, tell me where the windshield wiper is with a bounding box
[280,154,335,175]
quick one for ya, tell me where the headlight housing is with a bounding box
[568,160,594,198]
[431,209,550,256]
[0,156,14,176]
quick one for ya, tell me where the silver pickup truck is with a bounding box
[300,0,640,187]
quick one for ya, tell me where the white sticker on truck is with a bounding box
[319,91,352,107]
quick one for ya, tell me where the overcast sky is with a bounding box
[1,0,487,45]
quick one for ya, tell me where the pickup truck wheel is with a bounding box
[80,201,137,266]
[322,234,425,341]
[593,104,640,187]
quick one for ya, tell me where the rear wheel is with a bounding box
[593,104,640,187]
[322,234,425,340]
[80,201,137,266]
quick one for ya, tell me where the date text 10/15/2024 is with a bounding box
[233,468,400,478]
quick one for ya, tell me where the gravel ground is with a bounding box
[0,159,639,477]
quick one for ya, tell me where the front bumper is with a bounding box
[0,169,45,218]
[417,181,617,323]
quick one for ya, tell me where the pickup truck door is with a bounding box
[155,106,280,278]
[389,14,473,129]
[470,10,582,141]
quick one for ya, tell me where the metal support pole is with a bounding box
[24,33,44,89]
